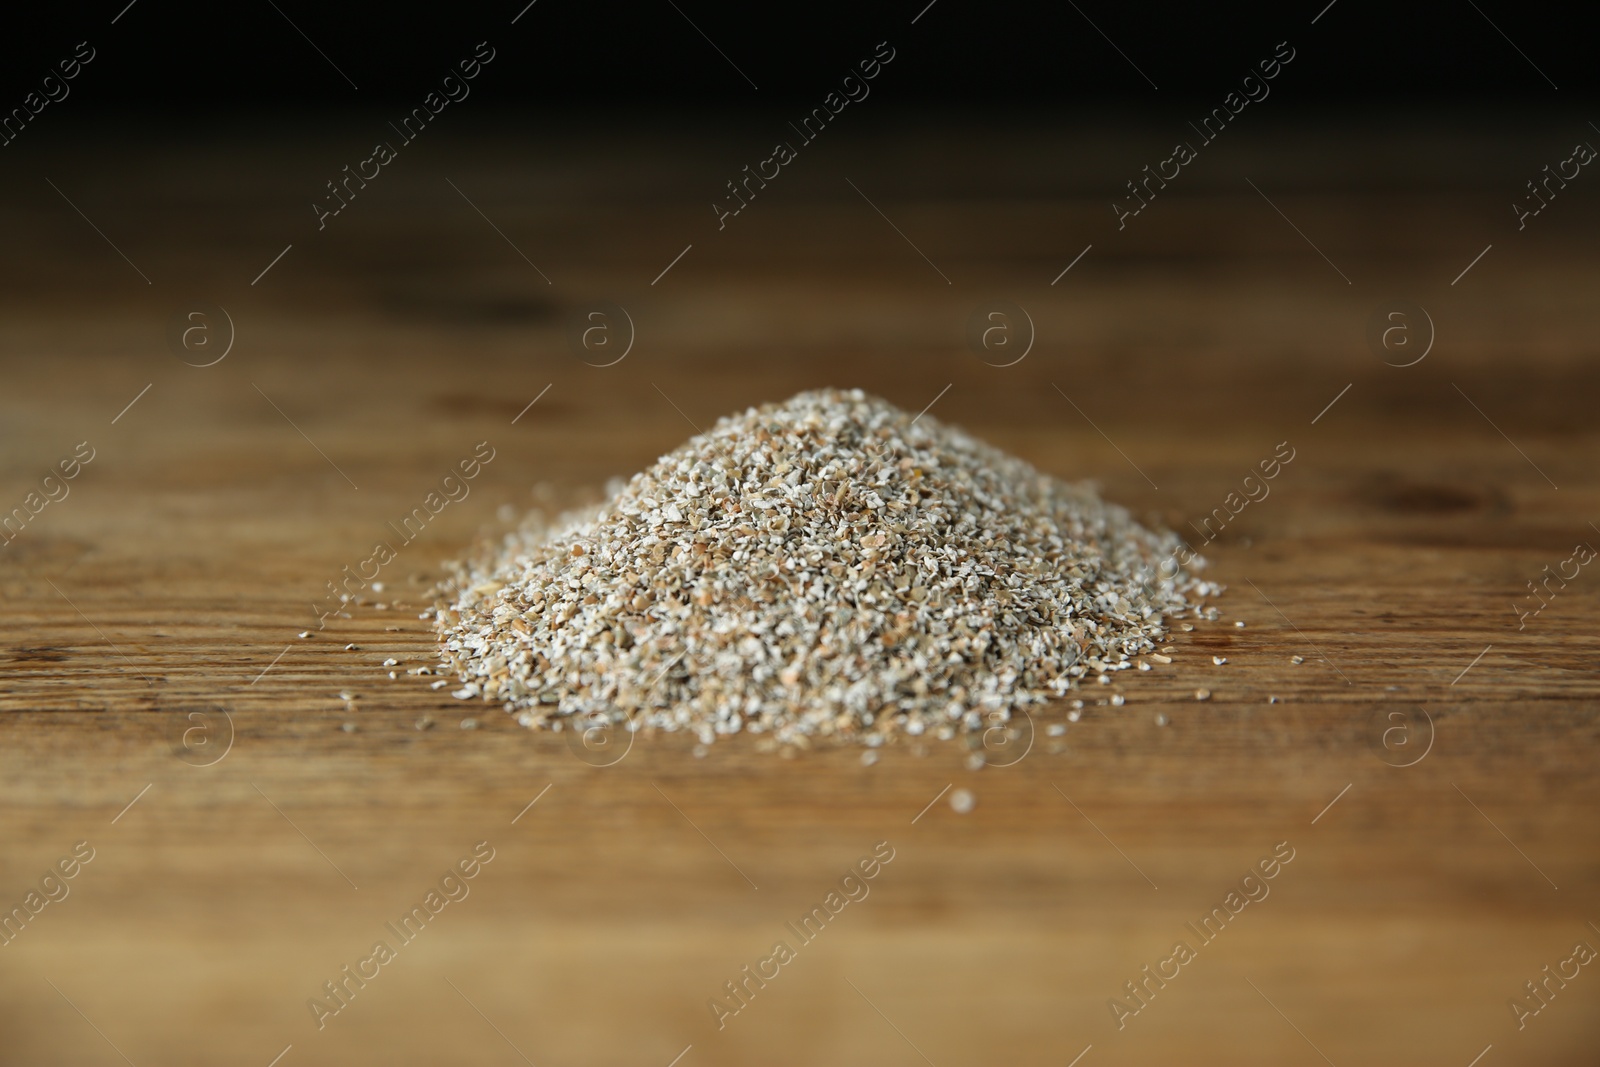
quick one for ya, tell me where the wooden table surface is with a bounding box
[2,114,1598,1066]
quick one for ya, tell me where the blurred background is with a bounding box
[2,1,1597,1065]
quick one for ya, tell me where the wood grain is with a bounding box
[1,117,1597,1066]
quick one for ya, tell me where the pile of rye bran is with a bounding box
[437,389,1211,747]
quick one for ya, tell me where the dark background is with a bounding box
[1,0,1587,112]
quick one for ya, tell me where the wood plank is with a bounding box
[2,119,1597,1066]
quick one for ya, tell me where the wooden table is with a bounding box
[2,114,1597,1065]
